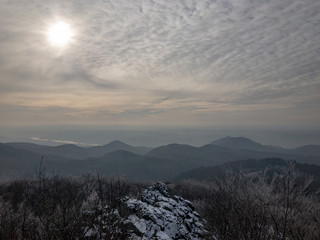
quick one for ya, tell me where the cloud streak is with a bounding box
[31,137,98,146]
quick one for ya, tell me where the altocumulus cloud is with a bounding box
[0,0,319,127]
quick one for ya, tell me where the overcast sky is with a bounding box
[1,0,320,133]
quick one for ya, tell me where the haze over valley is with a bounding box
[1,136,320,181]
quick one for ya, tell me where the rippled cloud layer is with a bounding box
[0,0,319,127]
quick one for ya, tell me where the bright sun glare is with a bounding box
[47,21,73,47]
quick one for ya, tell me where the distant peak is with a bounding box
[211,136,263,150]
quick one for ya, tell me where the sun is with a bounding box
[47,21,73,47]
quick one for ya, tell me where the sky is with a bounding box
[0,0,320,145]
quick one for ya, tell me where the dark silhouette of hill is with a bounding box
[0,143,39,177]
[36,144,89,159]
[5,142,48,151]
[42,150,192,181]
[292,145,320,157]
[0,143,71,178]
[146,143,243,165]
[174,158,320,183]
[147,141,320,166]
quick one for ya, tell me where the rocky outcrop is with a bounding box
[121,182,208,240]
[84,183,210,240]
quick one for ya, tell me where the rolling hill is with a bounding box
[1,137,320,181]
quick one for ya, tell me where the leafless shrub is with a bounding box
[1,170,319,240]
[0,175,141,240]
[169,166,320,240]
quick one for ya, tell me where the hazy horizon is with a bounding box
[1,125,320,148]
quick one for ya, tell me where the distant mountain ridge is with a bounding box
[210,136,285,152]
[147,138,320,166]
[0,143,70,178]
[146,143,243,165]
[43,150,189,181]
[5,140,152,160]
[1,137,320,181]
[211,136,320,158]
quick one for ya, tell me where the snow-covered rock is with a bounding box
[121,182,207,240]
[83,183,209,240]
